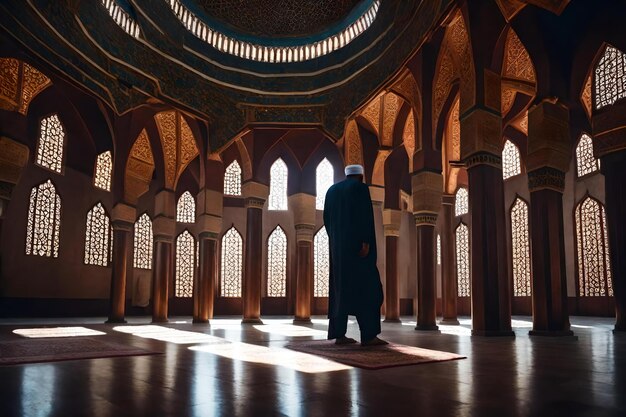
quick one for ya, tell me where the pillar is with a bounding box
[193,188,223,323]
[151,190,175,323]
[106,203,136,323]
[527,100,573,336]
[290,194,316,323]
[461,107,513,337]
[412,171,442,331]
[383,209,401,322]
[242,181,269,324]
[440,194,459,324]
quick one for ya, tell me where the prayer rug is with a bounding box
[285,340,465,370]
[0,337,159,366]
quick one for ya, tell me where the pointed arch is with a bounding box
[133,213,153,269]
[455,187,468,217]
[594,44,626,110]
[94,151,113,191]
[314,226,330,297]
[455,222,470,297]
[36,114,65,173]
[344,119,364,166]
[502,139,521,179]
[575,133,600,177]
[224,160,242,196]
[0,58,51,115]
[267,225,287,297]
[25,179,61,258]
[84,202,112,266]
[510,198,531,297]
[268,158,288,210]
[125,129,155,203]
[575,196,612,297]
[175,230,195,297]
[315,158,334,210]
[221,227,243,297]
[176,191,196,223]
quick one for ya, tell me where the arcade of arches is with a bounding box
[1,0,626,414]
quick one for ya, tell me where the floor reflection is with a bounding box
[12,326,105,338]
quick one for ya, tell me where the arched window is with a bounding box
[36,114,64,173]
[268,158,288,210]
[224,160,242,196]
[455,187,468,217]
[221,227,243,297]
[510,198,531,296]
[267,226,287,297]
[133,213,153,269]
[436,234,441,265]
[176,191,195,223]
[94,151,113,191]
[25,179,61,258]
[315,158,334,210]
[175,230,195,297]
[502,140,521,179]
[575,134,600,177]
[594,45,626,109]
[455,223,470,297]
[314,226,330,297]
[575,197,612,297]
[84,202,111,266]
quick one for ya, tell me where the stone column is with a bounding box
[527,100,573,336]
[440,194,459,324]
[383,209,401,322]
[461,108,513,337]
[151,190,175,323]
[412,171,442,331]
[193,189,223,323]
[290,193,316,323]
[242,181,269,324]
[106,203,136,323]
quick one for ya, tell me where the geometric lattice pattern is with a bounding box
[268,158,288,210]
[25,179,61,258]
[594,45,626,110]
[436,234,441,265]
[315,158,334,210]
[101,0,141,38]
[176,191,196,223]
[175,230,195,298]
[36,114,64,173]
[84,203,111,267]
[220,227,243,297]
[455,187,468,217]
[133,213,153,270]
[224,160,242,196]
[314,226,330,297]
[575,134,600,178]
[455,223,470,297]
[510,198,531,297]
[94,151,113,191]
[502,140,521,180]
[575,197,613,297]
[267,226,287,297]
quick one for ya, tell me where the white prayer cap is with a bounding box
[344,164,364,176]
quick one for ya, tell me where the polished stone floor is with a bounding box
[0,315,624,417]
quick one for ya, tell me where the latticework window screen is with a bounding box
[267,226,287,297]
[94,151,112,191]
[133,213,153,269]
[36,114,64,173]
[175,230,195,297]
[511,198,531,296]
[455,223,470,297]
[314,226,330,297]
[224,160,242,196]
[575,134,600,177]
[594,45,626,109]
[455,188,468,217]
[221,227,243,297]
[315,158,334,210]
[268,159,288,210]
[25,179,61,258]
[84,202,111,266]
[502,140,521,180]
[176,191,196,223]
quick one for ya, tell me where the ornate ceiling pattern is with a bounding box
[0,58,51,115]
[125,129,155,203]
[154,111,199,189]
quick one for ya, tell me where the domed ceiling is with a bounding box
[192,0,363,37]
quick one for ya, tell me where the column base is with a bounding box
[439,318,460,325]
[192,318,210,324]
[614,322,626,333]
[383,318,402,323]
[152,318,169,324]
[105,318,127,324]
[529,329,576,338]
[242,318,263,324]
[293,317,312,324]
[471,329,515,337]
[414,324,439,331]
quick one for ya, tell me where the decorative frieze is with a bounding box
[528,166,566,193]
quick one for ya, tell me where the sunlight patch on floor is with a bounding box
[12,326,106,338]
[113,325,226,345]
[253,324,327,337]
[190,342,352,373]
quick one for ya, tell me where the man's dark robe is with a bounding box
[323,177,383,340]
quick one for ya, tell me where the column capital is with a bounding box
[152,215,176,241]
[383,209,401,237]
[528,166,566,193]
[289,193,316,226]
[111,203,136,224]
[295,224,316,242]
[442,193,455,206]
[460,107,502,161]
[414,213,438,227]
[196,188,223,218]
[155,189,176,218]
[465,151,502,170]
[242,181,269,200]
[411,171,442,216]
[197,213,222,238]
[527,98,572,173]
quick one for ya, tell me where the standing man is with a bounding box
[323,164,387,346]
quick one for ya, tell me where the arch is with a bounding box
[510,197,531,297]
[175,230,195,298]
[268,158,288,210]
[502,139,521,179]
[575,196,612,297]
[315,158,334,210]
[313,226,330,297]
[94,150,113,191]
[575,133,600,177]
[25,179,61,258]
[224,159,242,196]
[176,191,195,223]
[84,202,112,267]
[455,222,470,297]
[221,226,243,297]
[133,213,153,270]
[267,225,287,297]
[344,119,364,166]
[593,44,626,110]
[0,57,51,115]
[124,129,155,204]
[455,187,468,217]
[35,113,65,173]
